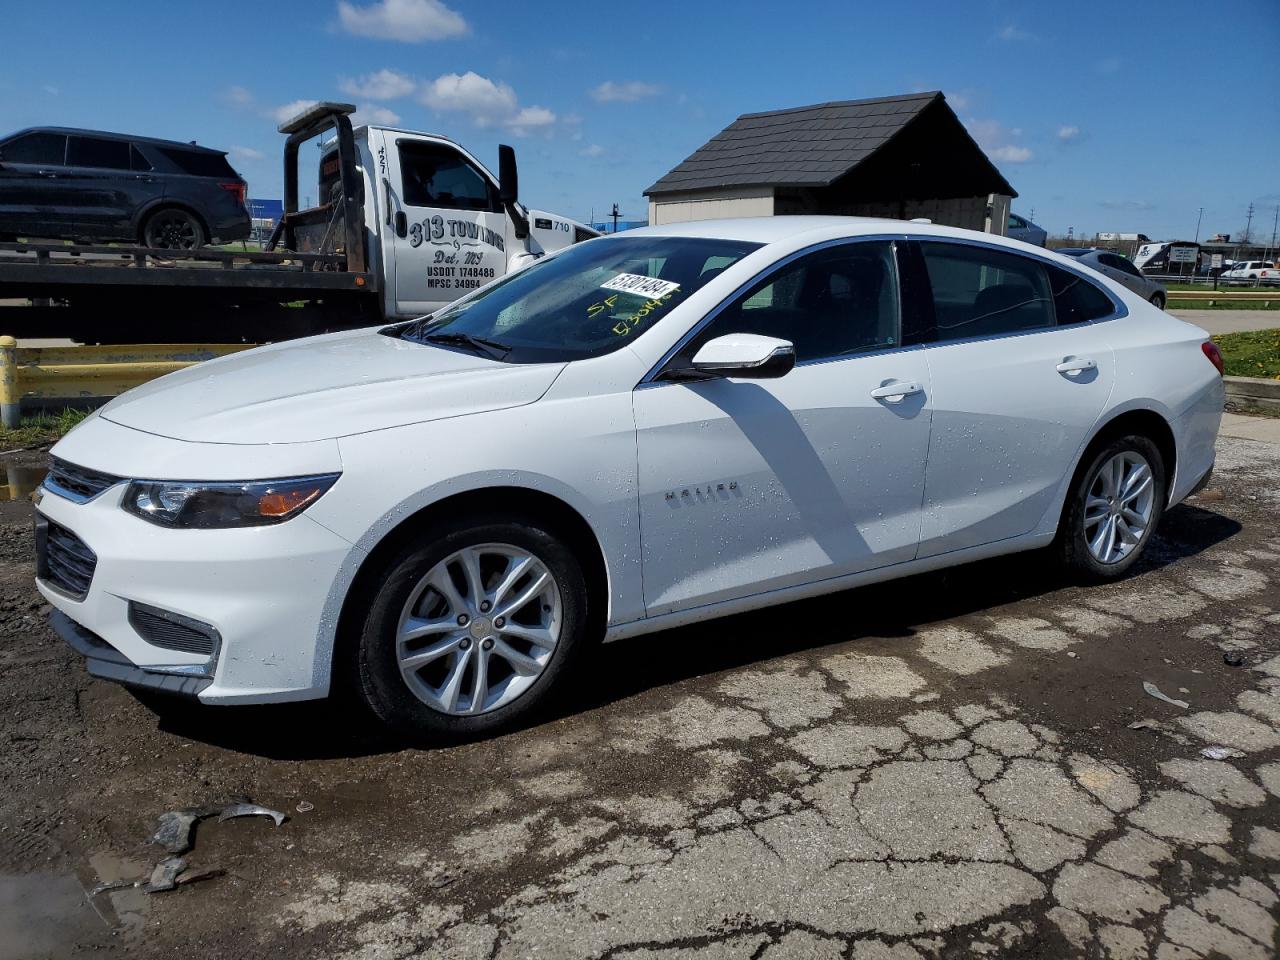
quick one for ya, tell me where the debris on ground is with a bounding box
[296,801,314,813]
[216,803,287,827]
[1223,651,1245,667]
[143,857,189,894]
[1200,745,1246,760]
[1142,681,1189,709]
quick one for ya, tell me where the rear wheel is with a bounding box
[1149,292,1166,310]
[1057,434,1166,581]
[352,515,591,738]
[142,208,205,250]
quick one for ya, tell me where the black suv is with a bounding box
[0,127,251,248]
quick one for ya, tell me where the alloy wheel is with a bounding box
[145,213,200,249]
[395,543,562,715]
[1083,451,1155,564]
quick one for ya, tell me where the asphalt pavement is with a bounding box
[0,431,1278,959]
[1170,310,1279,336]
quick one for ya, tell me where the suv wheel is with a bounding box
[1149,292,1166,310]
[1058,434,1166,581]
[142,208,205,250]
[352,514,592,738]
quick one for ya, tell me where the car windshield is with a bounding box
[396,235,762,362]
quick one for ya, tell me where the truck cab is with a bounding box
[280,102,597,322]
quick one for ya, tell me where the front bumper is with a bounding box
[36,480,358,704]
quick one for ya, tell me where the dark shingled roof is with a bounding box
[645,91,1013,197]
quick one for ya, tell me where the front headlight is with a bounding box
[123,474,340,529]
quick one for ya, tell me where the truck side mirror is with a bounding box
[498,144,519,205]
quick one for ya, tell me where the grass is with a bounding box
[0,408,90,450]
[1211,328,1280,380]
[1168,299,1280,311]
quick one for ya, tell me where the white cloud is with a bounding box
[273,99,319,124]
[42,84,60,96]
[224,85,255,107]
[337,0,467,42]
[579,143,606,159]
[996,24,1033,41]
[1098,199,1154,211]
[966,118,1033,164]
[1096,56,1122,74]
[590,80,660,103]
[420,71,518,125]
[989,144,1033,163]
[340,69,416,100]
[508,105,557,134]
[352,104,402,126]
[419,71,557,135]
[1057,125,1081,142]
[229,145,265,161]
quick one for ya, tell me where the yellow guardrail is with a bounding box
[1168,289,1277,305]
[0,336,257,428]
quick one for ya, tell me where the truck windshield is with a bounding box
[398,235,762,362]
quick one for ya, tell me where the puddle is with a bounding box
[0,466,47,503]
[0,870,112,959]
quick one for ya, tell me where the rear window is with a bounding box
[67,136,131,170]
[157,147,238,178]
[920,241,1055,338]
[1,132,66,165]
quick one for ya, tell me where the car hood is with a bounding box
[99,327,566,445]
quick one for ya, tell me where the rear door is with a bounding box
[911,239,1118,557]
[0,131,69,237]
[382,136,509,317]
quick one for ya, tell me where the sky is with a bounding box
[2,0,1277,242]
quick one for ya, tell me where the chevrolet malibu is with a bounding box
[35,217,1224,736]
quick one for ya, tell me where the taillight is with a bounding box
[219,182,247,207]
[1201,341,1224,376]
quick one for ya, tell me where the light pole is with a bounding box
[1194,207,1203,243]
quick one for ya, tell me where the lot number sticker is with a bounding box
[601,273,681,299]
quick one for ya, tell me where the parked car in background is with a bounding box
[1007,212,1047,247]
[1220,260,1278,285]
[0,127,250,248]
[1058,247,1168,308]
[37,217,1223,736]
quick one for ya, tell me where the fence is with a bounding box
[0,337,256,428]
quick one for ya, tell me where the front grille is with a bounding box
[128,602,219,657]
[46,457,123,503]
[42,520,97,599]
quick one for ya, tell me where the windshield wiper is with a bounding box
[422,331,511,360]
[397,314,436,341]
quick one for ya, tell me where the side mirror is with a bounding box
[690,334,795,379]
[498,144,519,205]
[497,143,528,239]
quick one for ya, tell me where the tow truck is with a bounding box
[0,102,597,341]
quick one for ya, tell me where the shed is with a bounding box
[645,92,1016,234]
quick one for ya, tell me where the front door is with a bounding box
[0,131,69,238]
[912,239,1117,557]
[635,240,932,616]
[383,136,509,317]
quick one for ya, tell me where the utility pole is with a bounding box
[1268,205,1279,262]
[1243,203,1255,245]
[1028,207,1036,223]
[611,203,621,234]
[1194,207,1203,243]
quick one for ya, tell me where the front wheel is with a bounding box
[1149,292,1166,310]
[1057,434,1166,581]
[352,515,591,738]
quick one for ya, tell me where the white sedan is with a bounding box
[36,217,1224,736]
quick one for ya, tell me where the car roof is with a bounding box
[3,126,227,156]
[1056,247,1095,256]
[615,216,1083,260]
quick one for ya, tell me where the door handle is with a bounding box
[870,380,923,402]
[382,177,393,225]
[35,169,58,178]
[133,175,157,183]
[1056,357,1097,375]
[394,210,408,238]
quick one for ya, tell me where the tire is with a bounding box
[141,208,206,250]
[1057,434,1166,581]
[352,513,592,738]
[1149,292,1166,310]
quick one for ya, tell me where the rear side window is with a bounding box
[919,241,1054,338]
[129,144,152,172]
[157,147,237,178]
[67,136,131,170]
[1047,264,1116,324]
[1,131,66,164]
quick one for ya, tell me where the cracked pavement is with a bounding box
[1,431,1278,959]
